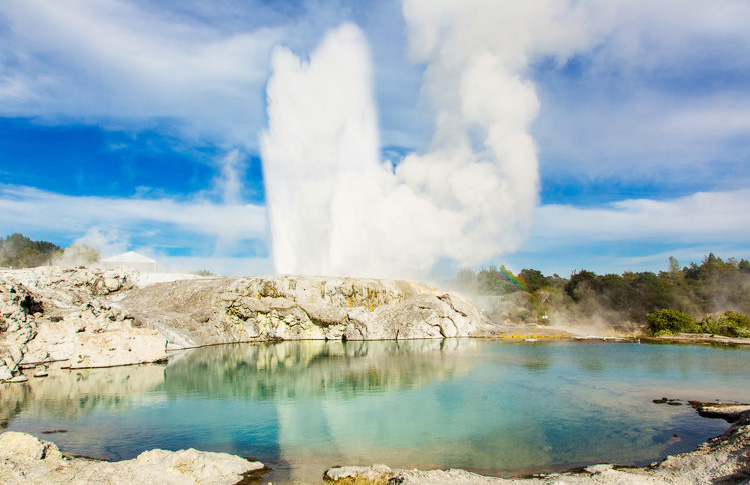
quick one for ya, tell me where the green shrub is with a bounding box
[646,309,699,335]
[701,311,750,338]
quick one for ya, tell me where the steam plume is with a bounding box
[261,3,602,279]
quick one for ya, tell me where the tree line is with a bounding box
[0,233,99,268]
[449,253,750,337]
[3,233,748,337]
[0,233,61,268]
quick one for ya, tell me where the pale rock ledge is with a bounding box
[0,431,264,484]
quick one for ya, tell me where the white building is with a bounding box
[99,251,157,272]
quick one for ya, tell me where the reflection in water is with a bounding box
[0,365,166,426]
[165,339,476,400]
[1,340,748,482]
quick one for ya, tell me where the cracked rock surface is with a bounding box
[0,267,167,379]
[1,267,490,374]
[119,274,491,348]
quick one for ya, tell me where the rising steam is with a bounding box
[261,2,602,279]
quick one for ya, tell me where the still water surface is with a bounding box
[2,339,749,482]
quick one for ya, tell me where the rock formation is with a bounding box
[121,275,489,348]
[0,431,263,484]
[1,267,490,377]
[0,267,168,380]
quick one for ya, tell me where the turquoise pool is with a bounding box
[2,339,748,482]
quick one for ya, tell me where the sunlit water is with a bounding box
[2,339,749,482]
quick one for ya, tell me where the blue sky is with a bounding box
[1,0,749,277]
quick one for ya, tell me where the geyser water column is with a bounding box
[261,10,548,279]
[260,24,381,276]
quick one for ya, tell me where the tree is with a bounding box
[454,268,477,292]
[701,311,750,338]
[565,270,597,301]
[0,233,61,268]
[518,269,549,293]
[476,266,515,295]
[646,309,699,335]
[668,256,680,275]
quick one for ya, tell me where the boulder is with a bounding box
[0,431,264,485]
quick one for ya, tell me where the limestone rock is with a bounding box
[324,464,393,481]
[119,275,490,348]
[0,431,264,485]
[0,362,12,380]
[2,267,488,368]
[1,267,167,372]
[696,403,750,422]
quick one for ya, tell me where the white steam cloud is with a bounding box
[261,2,606,279]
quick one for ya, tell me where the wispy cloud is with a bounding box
[0,0,284,147]
[1,0,748,277]
[0,183,267,256]
[534,0,750,183]
[534,189,750,244]
[503,188,750,276]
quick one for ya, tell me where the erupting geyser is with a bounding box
[261,1,586,279]
[261,24,382,277]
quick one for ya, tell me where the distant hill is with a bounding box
[0,233,61,268]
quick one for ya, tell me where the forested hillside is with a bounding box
[0,233,61,268]
[451,253,750,336]
[0,233,100,268]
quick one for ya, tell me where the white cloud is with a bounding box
[0,183,268,256]
[2,0,749,278]
[501,189,750,276]
[533,0,750,180]
[0,0,284,147]
[533,189,750,245]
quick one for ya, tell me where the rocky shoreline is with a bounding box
[2,266,750,484]
[0,431,265,484]
[3,266,748,381]
[324,406,750,484]
[0,266,492,380]
[1,406,748,484]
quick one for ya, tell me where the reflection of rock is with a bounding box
[0,364,166,426]
[122,275,489,348]
[2,340,476,430]
[0,431,263,485]
[164,339,478,400]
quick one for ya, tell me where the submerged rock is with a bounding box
[0,431,264,484]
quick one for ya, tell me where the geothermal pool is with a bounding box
[2,339,749,482]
